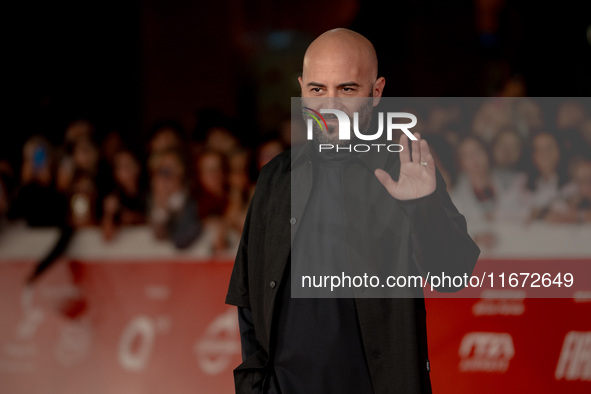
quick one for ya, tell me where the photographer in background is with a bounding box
[10,136,67,227]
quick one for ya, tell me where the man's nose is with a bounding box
[325,94,344,110]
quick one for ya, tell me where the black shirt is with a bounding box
[271,150,374,393]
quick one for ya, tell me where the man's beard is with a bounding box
[303,96,374,147]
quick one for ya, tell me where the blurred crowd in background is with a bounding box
[415,98,591,251]
[0,98,589,254]
[0,113,288,254]
[1,0,590,256]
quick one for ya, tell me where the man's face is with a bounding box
[298,41,385,146]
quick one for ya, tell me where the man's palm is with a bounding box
[375,133,436,201]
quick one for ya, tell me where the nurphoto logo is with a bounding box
[302,106,417,153]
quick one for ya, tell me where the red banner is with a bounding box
[0,258,589,393]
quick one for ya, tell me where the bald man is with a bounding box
[226,29,479,394]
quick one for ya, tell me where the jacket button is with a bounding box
[269,281,277,289]
[290,217,297,225]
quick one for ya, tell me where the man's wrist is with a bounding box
[396,189,438,206]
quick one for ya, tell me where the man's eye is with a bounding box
[311,88,322,93]
[342,87,355,92]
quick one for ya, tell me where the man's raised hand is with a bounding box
[374,132,436,201]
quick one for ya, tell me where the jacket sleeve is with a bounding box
[225,198,253,308]
[397,169,481,289]
[237,306,262,362]
[225,166,275,394]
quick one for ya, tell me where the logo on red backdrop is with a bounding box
[1,286,91,373]
[194,308,240,375]
[472,290,525,316]
[458,332,515,373]
[555,331,591,381]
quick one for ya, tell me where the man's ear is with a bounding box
[298,76,304,92]
[372,77,386,107]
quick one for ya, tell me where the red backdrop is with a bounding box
[0,258,589,393]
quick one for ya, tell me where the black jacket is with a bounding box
[226,142,480,394]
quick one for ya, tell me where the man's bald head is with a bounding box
[299,28,384,99]
[304,29,378,82]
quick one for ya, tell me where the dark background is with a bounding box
[5,0,590,166]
